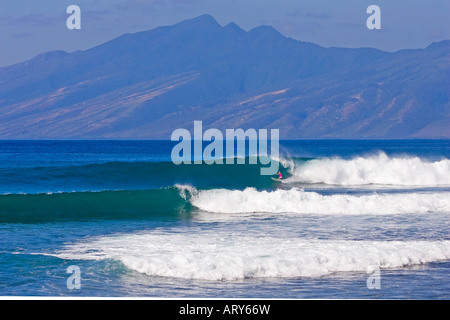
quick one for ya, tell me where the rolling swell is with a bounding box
[0,188,190,223]
[0,156,291,223]
[0,157,290,194]
[3,152,449,222]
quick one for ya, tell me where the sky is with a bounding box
[0,0,449,67]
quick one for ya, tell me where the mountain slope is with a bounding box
[0,15,448,139]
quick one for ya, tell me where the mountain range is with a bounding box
[0,14,449,139]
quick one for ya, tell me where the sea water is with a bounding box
[0,140,449,298]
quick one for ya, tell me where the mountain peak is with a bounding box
[224,21,243,32]
[179,14,220,28]
[248,25,285,39]
[0,16,448,139]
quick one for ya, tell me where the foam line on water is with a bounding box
[51,232,450,280]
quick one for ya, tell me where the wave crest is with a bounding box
[191,187,450,215]
[288,152,450,186]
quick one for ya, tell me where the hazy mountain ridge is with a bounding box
[0,14,448,139]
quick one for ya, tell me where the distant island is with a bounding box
[0,14,448,139]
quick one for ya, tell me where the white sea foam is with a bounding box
[52,232,450,280]
[174,184,198,200]
[288,152,450,186]
[190,187,450,215]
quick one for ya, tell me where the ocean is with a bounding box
[0,140,449,299]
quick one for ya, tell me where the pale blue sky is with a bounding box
[1,0,449,67]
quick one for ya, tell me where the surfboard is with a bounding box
[271,177,282,182]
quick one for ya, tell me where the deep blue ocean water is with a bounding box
[0,140,449,298]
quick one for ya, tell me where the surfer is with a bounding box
[271,171,283,182]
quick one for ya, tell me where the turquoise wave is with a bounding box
[0,187,191,223]
[0,156,298,223]
[0,156,295,194]
[2,152,449,223]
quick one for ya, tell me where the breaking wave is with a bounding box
[287,152,450,186]
[51,232,450,280]
[190,187,450,215]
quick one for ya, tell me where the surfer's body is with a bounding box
[272,171,283,182]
